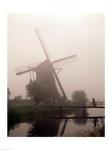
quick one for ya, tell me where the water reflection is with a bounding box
[73,108,88,125]
[8,117,104,137]
[27,118,61,137]
[9,123,32,137]
[8,108,105,137]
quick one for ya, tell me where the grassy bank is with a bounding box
[8,104,77,119]
[8,104,77,131]
[8,104,52,123]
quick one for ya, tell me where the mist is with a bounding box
[8,13,104,101]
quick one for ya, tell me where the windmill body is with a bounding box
[34,59,60,100]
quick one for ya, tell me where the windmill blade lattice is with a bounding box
[15,62,40,75]
[52,54,77,67]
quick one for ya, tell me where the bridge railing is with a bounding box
[87,101,105,106]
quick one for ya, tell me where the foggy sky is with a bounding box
[8,14,104,100]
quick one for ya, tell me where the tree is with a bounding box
[13,95,23,101]
[8,88,11,100]
[26,80,48,105]
[72,90,88,105]
[72,90,89,125]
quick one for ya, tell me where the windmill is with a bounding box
[16,28,76,101]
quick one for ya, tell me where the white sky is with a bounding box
[8,13,104,100]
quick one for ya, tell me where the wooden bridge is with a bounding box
[46,105,105,109]
[46,103,105,136]
[46,101,105,109]
[45,102,105,120]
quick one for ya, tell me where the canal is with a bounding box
[8,108,104,137]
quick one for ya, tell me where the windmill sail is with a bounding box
[15,62,40,75]
[53,54,77,67]
[35,59,59,99]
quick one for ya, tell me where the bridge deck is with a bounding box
[49,116,105,119]
[46,105,105,108]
